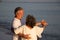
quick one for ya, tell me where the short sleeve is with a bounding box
[35,26,44,38]
[14,27,23,34]
[13,18,21,29]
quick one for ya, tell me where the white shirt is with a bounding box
[13,18,21,29]
[14,25,44,40]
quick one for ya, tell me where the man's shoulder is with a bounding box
[13,18,20,21]
[13,18,20,23]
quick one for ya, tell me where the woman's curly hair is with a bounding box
[26,15,36,28]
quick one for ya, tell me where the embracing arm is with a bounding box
[18,33,31,39]
[14,27,31,39]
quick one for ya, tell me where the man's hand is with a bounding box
[23,34,31,39]
[18,33,31,39]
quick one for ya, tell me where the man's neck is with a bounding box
[15,17,20,20]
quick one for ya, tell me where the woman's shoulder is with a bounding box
[21,25,27,28]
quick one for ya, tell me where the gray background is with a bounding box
[0,0,60,40]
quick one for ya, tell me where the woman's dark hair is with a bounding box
[14,7,23,17]
[26,15,36,28]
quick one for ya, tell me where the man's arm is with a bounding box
[14,27,31,39]
[18,33,31,39]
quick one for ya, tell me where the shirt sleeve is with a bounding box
[35,26,44,38]
[14,27,23,34]
[13,19,21,29]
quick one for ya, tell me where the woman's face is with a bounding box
[16,10,24,19]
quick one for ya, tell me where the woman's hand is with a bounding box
[36,19,48,27]
[41,19,48,27]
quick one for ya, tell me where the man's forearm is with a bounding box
[18,33,31,39]
[18,33,24,37]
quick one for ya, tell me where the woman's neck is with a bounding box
[26,25,32,29]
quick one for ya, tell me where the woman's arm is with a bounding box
[36,20,48,27]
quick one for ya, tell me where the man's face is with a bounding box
[16,10,24,19]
